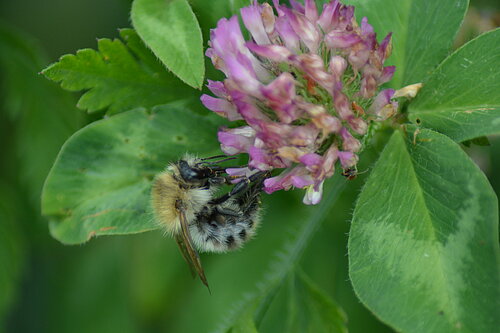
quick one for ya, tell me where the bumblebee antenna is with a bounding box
[200,155,228,161]
[198,157,237,165]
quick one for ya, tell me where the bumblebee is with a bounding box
[151,155,266,288]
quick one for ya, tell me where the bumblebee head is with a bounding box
[177,159,213,182]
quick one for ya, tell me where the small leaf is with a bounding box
[287,271,348,333]
[349,128,500,333]
[132,0,205,89]
[408,28,500,142]
[42,105,224,244]
[348,0,468,87]
[42,30,193,115]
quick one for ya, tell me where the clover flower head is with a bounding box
[201,0,398,204]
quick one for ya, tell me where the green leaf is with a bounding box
[347,0,469,87]
[349,128,500,333]
[286,271,348,333]
[42,29,193,115]
[227,301,260,333]
[132,0,205,89]
[408,29,500,142]
[41,105,223,244]
[217,174,347,333]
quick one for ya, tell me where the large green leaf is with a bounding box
[347,0,468,87]
[217,174,347,332]
[408,29,500,142]
[349,128,500,333]
[42,106,223,244]
[132,0,205,89]
[42,29,193,115]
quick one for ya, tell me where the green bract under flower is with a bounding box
[201,0,398,204]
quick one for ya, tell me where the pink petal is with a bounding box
[262,73,299,123]
[340,127,361,152]
[272,0,283,15]
[288,123,320,146]
[292,54,333,91]
[299,153,323,168]
[200,95,242,121]
[360,17,375,37]
[329,55,347,78]
[232,98,270,127]
[206,80,227,98]
[246,42,292,62]
[347,117,368,135]
[379,32,393,61]
[275,16,301,53]
[282,7,320,53]
[338,151,359,168]
[291,174,314,188]
[241,5,271,45]
[333,87,354,120]
[226,54,261,95]
[304,0,318,22]
[379,66,396,84]
[322,146,338,178]
[317,0,340,33]
[348,49,370,71]
[249,146,275,170]
[325,30,362,49]
[289,0,305,13]
[261,3,276,36]
[226,167,260,183]
[359,74,377,98]
[218,126,256,155]
[368,89,395,114]
[302,181,324,205]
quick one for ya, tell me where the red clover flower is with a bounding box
[201,0,398,205]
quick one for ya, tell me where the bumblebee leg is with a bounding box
[209,171,268,205]
[208,177,226,185]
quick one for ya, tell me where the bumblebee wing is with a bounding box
[176,208,210,289]
[175,234,197,278]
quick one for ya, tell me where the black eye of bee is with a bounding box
[178,160,209,181]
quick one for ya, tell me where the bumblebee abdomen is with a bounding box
[189,203,261,253]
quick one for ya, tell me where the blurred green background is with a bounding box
[0,0,498,332]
